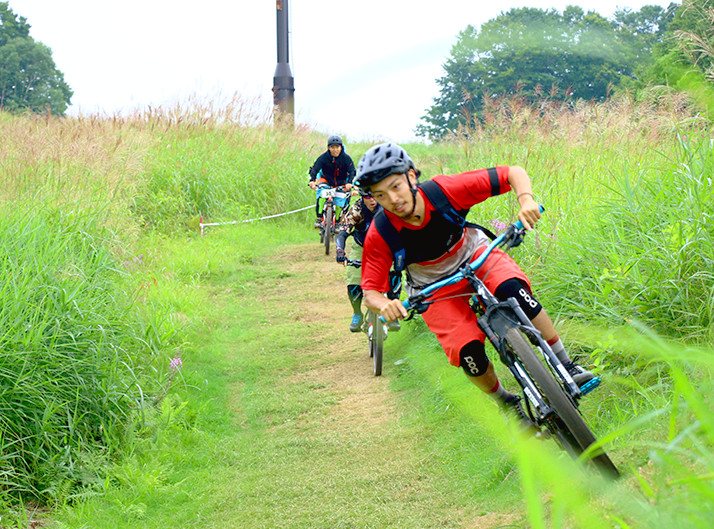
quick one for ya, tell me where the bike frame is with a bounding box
[317,185,350,220]
[401,207,594,424]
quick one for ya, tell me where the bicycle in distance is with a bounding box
[346,259,389,376]
[399,207,619,477]
[316,183,350,255]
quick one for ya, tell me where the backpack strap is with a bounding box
[419,179,497,240]
[373,210,406,272]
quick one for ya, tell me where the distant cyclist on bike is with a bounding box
[355,142,594,417]
[335,187,402,333]
[308,135,356,228]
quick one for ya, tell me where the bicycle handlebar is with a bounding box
[401,204,545,312]
[316,183,349,190]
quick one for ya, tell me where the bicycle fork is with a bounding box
[467,283,583,426]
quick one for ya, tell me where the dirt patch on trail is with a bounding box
[279,244,398,431]
[259,242,517,529]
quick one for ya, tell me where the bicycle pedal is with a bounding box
[579,377,601,396]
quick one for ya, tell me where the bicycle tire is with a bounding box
[368,312,383,376]
[504,328,619,478]
[324,205,333,255]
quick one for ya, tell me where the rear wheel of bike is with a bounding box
[505,328,619,478]
[368,312,383,376]
[323,204,333,255]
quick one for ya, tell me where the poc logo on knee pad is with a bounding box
[463,355,481,376]
[519,288,539,309]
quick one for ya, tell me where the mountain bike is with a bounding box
[347,259,387,376]
[399,207,619,477]
[316,184,350,255]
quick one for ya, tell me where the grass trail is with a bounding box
[54,236,519,529]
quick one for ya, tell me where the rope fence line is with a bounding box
[199,205,314,235]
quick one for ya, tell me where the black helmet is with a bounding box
[355,142,414,189]
[357,186,372,197]
[327,135,343,147]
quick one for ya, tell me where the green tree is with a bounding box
[417,5,669,139]
[641,0,714,116]
[0,2,72,114]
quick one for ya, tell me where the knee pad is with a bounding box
[460,341,489,377]
[347,284,363,304]
[494,278,542,320]
[347,284,363,314]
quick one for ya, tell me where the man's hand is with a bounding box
[379,298,408,322]
[364,289,408,322]
[517,195,541,231]
[345,183,352,191]
[308,181,317,190]
[336,248,346,263]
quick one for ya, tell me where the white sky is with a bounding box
[7,0,676,143]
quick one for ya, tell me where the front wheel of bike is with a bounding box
[368,312,384,376]
[323,205,333,255]
[505,328,619,478]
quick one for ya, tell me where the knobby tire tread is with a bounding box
[369,312,383,376]
[324,205,333,255]
[504,328,619,478]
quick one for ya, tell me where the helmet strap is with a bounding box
[406,173,419,218]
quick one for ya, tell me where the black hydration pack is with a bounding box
[373,176,497,272]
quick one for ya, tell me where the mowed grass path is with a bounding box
[54,238,520,529]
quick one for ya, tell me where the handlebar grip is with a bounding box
[513,204,545,230]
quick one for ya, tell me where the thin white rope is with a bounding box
[199,205,313,234]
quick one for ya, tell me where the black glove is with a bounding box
[336,248,346,263]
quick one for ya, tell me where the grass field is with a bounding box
[0,92,713,527]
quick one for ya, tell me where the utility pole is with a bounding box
[273,0,294,126]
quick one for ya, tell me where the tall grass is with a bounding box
[539,133,714,340]
[0,100,336,515]
[131,123,319,232]
[99,94,326,232]
[0,110,149,236]
[0,204,166,503]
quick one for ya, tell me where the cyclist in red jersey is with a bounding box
[355,142,593,418]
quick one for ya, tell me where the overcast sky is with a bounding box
[8,0,676,143]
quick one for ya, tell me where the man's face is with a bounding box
[329,144,342,157]
[369,173,414,218]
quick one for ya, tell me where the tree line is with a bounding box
[1,1,712,129]
[0,2,72,115]
[416,0,714,139]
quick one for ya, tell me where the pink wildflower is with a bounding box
[489,219,507,233]
[169,356,183,371]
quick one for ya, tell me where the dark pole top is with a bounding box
[276,0,289,65]
[273,0,294,123]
